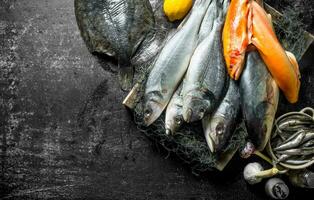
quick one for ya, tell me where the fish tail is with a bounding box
[286,51,301,79]
[118,64,134,91]
[193,0,211,11]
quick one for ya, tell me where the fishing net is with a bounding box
[272,7,308,60]
[132,83,248,174]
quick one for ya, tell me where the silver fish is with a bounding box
[75,0,154,90]
[165,84,183,135]
[143,0,211,126]
[277,147,314,156]
[202,79,240,153]
[240,51,279,151]
[182,19,227,122]
[283,159,312,165]
[274,131,306,151]
[302,131,314,143]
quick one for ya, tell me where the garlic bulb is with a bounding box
[265,178,289,199]
[243,162,279,185]
[243,162,264,184]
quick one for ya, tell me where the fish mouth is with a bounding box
[183,107,206,123]
[165,129,171,135]
[205,133,215,153]
[165,115,183,135]
[183,108,193,123]
[183,95,209,122]
[143,101,164,126]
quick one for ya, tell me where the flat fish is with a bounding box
[165,84,183,135]
[143,0,211,126]
[182,18,227,123]
[202,79,240,153]
[74,0,154,90]
[240,51,279,151]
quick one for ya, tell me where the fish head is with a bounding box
[143,94,165,126]
[182,89,214,122]
[203,116,229,153]
[165,106,184,135]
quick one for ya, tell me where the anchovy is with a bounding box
[277,147,314,156]
[301,140,314,148]
[202,79,240,153]
[302,131,314,143]
[182,19,227,122]
[283,159,312,165]
[240,51,279,151]
[278,119,313,130]
[143,0,211,126]
[75,0,154,90]
[276,154,291,162]
[274,131,306,151]
[280,129,306,144]
[165,84,183,135]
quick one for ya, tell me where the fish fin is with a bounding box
[255,0,264,7]
[285,51,301,79]
[247,5,253,45]
[118,66,134,91]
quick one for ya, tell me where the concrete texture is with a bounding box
[0,0,313,199]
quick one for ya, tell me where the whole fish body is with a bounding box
[240,51,279,151]
[165,84,183,135]
[182,18,227,123]
[75,0,154,90]
[202,79,240,153]
[143,0,211,126]
[250,1,300,103]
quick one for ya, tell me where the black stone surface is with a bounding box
[0,0,313,199]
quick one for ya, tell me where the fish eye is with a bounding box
[199,108,205,113]
[216,123,224,135]
[144,109,151,118]
[175,116,182,125]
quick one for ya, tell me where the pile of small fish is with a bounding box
[269,108,314,169]
[143,0,300,154]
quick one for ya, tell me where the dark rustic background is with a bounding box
[0,0,313,199]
